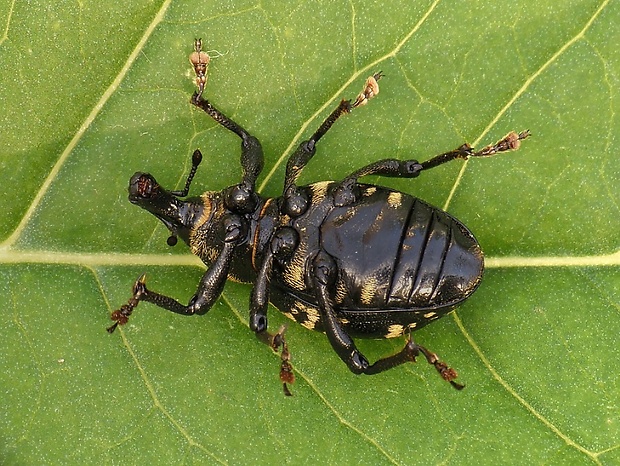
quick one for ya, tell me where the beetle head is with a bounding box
[129,172,200,245]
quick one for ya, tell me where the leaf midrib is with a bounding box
[0,249,618,268]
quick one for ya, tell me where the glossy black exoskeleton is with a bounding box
[109,45,529,395]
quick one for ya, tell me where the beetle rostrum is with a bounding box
[109,41,530,395]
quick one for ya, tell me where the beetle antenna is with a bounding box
[171,149,203,197]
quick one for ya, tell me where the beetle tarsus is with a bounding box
[256,325,295,396]
[107,274,148,332]
[415,343,465,390]
[189,38,210,100]
[352,71,383,108]
[472,130,531,157]
[279,340,295,397]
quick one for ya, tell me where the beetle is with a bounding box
[109,41,530,395]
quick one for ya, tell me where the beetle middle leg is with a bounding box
[108,213,246,331]
[255,324,295,396]
[249,227,299,395]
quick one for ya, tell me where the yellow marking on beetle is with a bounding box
[335,278,348,304]
[284,243,308,291]
[190,234,219,263]
[363,186,377,197]
[303,305,321,325]
[387,191,403,209]
[290,301,321,330]
[408,322,417,329]
[360,277,379,305]
[310,181,331,202]
[189,192,216,256]
[386,324,404,338]
[424,311,437,319]
[300,320,316,330]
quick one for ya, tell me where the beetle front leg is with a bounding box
[191,94,263,209]
[108,213,244,331]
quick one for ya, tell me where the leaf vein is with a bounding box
[257,0,443,192]
[2,0,175,249]
[444,0,612,210]
[453,312,602,464]
[0,0,15,45]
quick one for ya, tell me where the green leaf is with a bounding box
[1,0,619,464]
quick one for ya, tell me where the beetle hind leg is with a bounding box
[310,251,464,388]
[364,336,464,390]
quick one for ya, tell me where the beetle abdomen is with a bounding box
[388,198,483,307]
[321,185,483,311]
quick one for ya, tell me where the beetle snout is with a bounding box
[129,172,159,203]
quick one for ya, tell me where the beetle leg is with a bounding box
[190,94,264,202]
[284,99,352,191]
[255,325,295,396]
[308,251,464,388]
[334,159,424,206]
[363,336,464,390]
[281,100,352,217]
[249,227,299,333]
[419,130,531,171]
[282,73,383,216]
[248,227,299,395]
[333,130,530,206]
[310,251,371,373]
[107,213,245,330]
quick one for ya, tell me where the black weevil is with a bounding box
[109,40,529,395]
